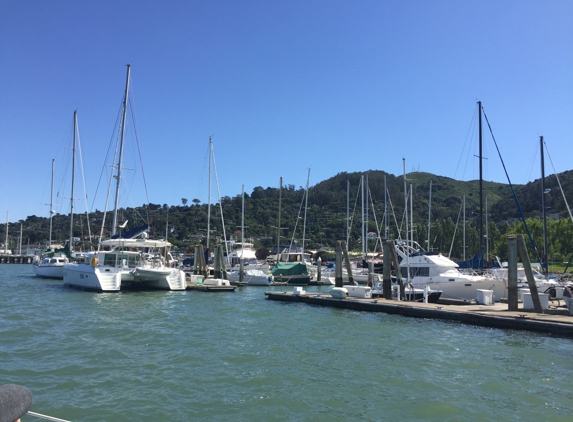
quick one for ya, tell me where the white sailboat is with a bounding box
[34,110,82,278]
[226,186,273,286]
[63,65,186,292]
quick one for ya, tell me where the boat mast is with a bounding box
[427,180,432,250]
[111,64,131,237]
[4,212,8,254]
[346,180,350,245]
[540,135,548,277]
[302,168,310,263]
[478,100,483,266]
[207,136,212,251]
[384,175,388,239]
[361,174,365,259]
[69,111,76,253]
[277,176,282,262]
[463,196,466,261]
[403,158,408,244]
[49,159,54,247]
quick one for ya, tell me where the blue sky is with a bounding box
[1,0,572,223]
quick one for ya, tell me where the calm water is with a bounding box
[1,264,572,421]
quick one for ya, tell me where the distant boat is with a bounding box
[271,262,311,285]
[34,111,82,279]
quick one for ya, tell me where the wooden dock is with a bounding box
[265,291,573,338]
[0,255,34,264]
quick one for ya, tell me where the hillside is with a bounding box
[3,169,573,261]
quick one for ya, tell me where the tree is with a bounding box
[182,198,188,206]
[192,199,201,206]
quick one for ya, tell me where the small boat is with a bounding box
[33,252,69,279]
[227,268,273,286]
[371,281,442,303]
[271,262,311,285]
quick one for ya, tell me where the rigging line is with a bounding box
[128,91,150,211]
[454,102,478,181]
[90,100,123,212]
[481,107,542,265]
[448,197,464,258]
[525,141,539,183]
[348,178,362,247]
[386,187,401,242]
[211,145,229,260]
[97,100,124,249]
[367,186,383,253]
[544,141,573,224]
[289,182,306,252]
[74,115,92,245]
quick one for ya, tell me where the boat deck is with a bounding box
[265,291,573,338]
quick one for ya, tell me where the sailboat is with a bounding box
[226,185,273,286]
[63,65,186,291]
[33,110,81,278]
[271,170,313,285]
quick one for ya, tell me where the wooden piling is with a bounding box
[335,241,343,287]
[382,241,393,299]
[341,240,355,285]
[507,235,519,311]
[516,234,543,313]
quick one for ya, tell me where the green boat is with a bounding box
[270,262,311,285]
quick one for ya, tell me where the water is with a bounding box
[1,264,573,422]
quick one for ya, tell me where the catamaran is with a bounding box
[63,65,186,292]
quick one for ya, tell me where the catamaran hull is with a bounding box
[63,264,121,292]
[131,267,187,290]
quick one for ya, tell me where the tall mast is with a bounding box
[478,100,483,266]
[207,136,212,251]
[427,180,432,250]
[111,64,131,236]
[361,175,365,258]
[302,168,310,262]
[540,136,548,276]
[384,175,388,239]
[277,176,282,261]
[49,159,54,247]
[346,180,350,245]
[4,212,8,253]
[463,196,466,261]
[403,158,408,243]
[69,110,77,252]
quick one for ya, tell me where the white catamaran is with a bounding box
[63,65,186,292]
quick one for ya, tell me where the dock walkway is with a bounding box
[265,291,573,338]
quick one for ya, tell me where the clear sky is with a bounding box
[1,0,572,223]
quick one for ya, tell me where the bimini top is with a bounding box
[100,238,172,249]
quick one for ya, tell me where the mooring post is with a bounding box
[316,256,322,282]
[367,261,374,286]
[219,246,228,279]
[382,241,392,299]
[213,246,221,279]
[239,255,244,282]
[335,241,343,287]
[507,235,519,311]
[341,240,355,285]
[194,246,200,275]
[391,242,405,300]
[516,234,543,313]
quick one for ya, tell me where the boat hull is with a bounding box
[33,264,65,279]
